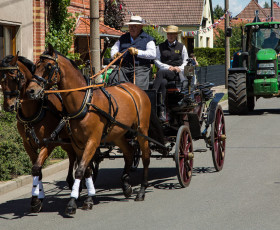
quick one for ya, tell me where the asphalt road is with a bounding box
[1,98,280,230]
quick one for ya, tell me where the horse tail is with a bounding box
[148,109,165,150]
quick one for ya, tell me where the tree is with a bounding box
[45,0,79,60]
[104,0,126,30]
[263,2,270,8]
[143,26,165,45]
[214,5,224,19]
[214,23,246,49]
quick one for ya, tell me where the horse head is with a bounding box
[0,52,29,112]
[27,44,61,100]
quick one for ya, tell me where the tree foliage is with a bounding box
[45,0,79,60]
[104,0,126,30]
[214,23,246,49]
[143,26,165,45]
[263,2,270,8]
[213,5,224,19]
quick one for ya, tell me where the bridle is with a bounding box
[0,65,24,100]
[31,52,61,93]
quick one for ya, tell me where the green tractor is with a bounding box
[228,21,280,114]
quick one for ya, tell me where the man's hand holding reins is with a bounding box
[113,52,122,59]
[128,47,138,56]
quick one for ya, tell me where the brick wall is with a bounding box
[69,0,104,22]
[32,0,105,61]
[33,0,46,61]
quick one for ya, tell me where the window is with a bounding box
[0,25,16,60]
[206,37,210,47]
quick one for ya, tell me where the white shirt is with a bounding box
[154,41,188,81]
[111,38,156,60]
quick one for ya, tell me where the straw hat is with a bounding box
[163,25,182,34]
[125,15,146,25]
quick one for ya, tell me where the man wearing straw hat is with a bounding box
[153,25,188,121]
[108,15,156,90]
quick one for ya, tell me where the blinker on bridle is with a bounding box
[32,52,61,90]
[0,65,24,99]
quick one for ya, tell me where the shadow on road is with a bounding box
[0,166,216,219]
[223,108,280,116]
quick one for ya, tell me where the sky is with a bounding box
[212,0,268,17]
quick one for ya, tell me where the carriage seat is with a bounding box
[166,73,181,91]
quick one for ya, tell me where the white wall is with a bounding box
[0,0,33,60]
[198,0,213,48]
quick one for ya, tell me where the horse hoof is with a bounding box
[123,186,133,198]
[82,197,94,210]
[65,206,76,215]
[65,198,77,215]
[135,194,145,201]
[30,197,43,213]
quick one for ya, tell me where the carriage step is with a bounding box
[193,148,207,152]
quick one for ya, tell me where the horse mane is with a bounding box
[0,55,35,74]
[43,49,82,73]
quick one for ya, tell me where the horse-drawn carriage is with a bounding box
[0,46,226,215]
[93,60,226,188]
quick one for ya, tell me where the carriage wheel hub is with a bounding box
[188,152,194,159]
[220,134,227,141]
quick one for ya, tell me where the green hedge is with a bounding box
[0,105,67,181]
[0,111,31,180]
[194,47,240,66]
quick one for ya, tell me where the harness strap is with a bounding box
[88,103,166,149]
[117,84,140,128]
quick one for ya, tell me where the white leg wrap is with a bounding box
[70,179,81,199]
[85,177,96,196]
[31,176,40,197]
[38,180,45,199]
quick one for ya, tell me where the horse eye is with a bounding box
[45,63,52,71]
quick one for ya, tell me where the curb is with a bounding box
[0,159,69,196]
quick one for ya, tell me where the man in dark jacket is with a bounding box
[108,15,156,90]
[153,25,188,121]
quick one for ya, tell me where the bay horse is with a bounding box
[26,44,153,215]
[0,54,77,213]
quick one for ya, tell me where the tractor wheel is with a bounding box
[228,72,249,115]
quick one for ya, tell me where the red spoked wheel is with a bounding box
[175,125,194,188]
[211,104,226,171]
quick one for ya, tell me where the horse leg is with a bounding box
[62,145,76,190]
[115,136,134,198]
[31,146,54,213]
[82,165,96,210]
[135,134,151,201]
[66,140,99,215]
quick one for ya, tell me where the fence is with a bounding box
[196,64,225,86]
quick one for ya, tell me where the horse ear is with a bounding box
[47,43,54,55]
[10,51,19,66]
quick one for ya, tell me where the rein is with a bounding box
[43,49,129,94]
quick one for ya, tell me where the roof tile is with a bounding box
[75,17,124,36]
[122,0,204,26]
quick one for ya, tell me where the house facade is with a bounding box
[0,0,33,61]
[121,0,214,54]
[0,0,122,63]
